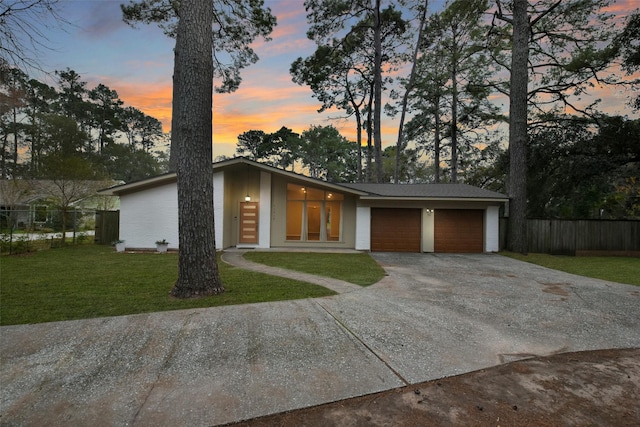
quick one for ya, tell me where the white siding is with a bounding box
[213,172,224,248]
[422,209,435,252]
[120,175,225,250]
[258,171,271,248]
[484,205,500,252]
[120,183,178,249]
[355,206,371,251]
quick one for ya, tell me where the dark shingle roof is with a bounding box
[339,183,507,200]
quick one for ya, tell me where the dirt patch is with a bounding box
[225,349,640,427]
[540,282,571,297]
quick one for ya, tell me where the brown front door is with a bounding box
[239,202,259,244]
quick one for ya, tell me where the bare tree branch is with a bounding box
[0,0,72,73]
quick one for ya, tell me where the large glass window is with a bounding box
[286,183,343,241]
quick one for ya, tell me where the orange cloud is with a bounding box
[603,0,639,14]
[93,76,174,132]
[101,70,406,160]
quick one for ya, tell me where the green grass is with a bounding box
[0,245,335,326]
[243,251,386,286]
[501,252,640,286]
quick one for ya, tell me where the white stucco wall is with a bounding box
[484,205,500,252]
[120,174,225,250]
[119,183,179,249]
[355,206,371,251]
[258,171,271,248]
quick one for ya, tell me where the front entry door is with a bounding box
[239,202,259,244]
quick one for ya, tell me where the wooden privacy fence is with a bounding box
[500,219,640,256]
[94,210,119,245]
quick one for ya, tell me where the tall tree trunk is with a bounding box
[1,132,7,177]
[434,97,442,183]
[168,30,183,173]
[507,0,529,254]
[450,64,458,183]
[32,124,41,177]
[12,107,19,174]
[366,85,374,183]
[394,0,428,184]
[346,81,364,182]
[355,109,363,182]
[449,23,460,184]
[373,0,384,183]
[170,0,224,298]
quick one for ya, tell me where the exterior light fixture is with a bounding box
[245,194,251,202]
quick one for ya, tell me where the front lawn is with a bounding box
[0,245,336,326]
[501,252,640,286]
[243,251,387,286]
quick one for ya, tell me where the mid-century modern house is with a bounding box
[98,157,508,253]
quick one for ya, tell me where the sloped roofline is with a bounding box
[97,157,370,197]
[98,157,507,203]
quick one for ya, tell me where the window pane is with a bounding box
[286,201,303,240]
[287,183,306,201]
[307,201,322,240]
[306,187,324,201]
[326,201,341,241]
[35,206,47,222]
[286,182,344,242]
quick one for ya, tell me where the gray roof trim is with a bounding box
[341,183,508,201]
[358,196,507,203]
[98,173,176,196]
[98,157,507,201]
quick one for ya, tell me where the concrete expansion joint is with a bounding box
[130,313,195,424]
[315,300,410,386]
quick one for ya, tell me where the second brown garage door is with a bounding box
[371,208,421,252]
[434,209,484,253]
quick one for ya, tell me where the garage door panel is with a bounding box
[434,210,483,253]
[371,208,421,252]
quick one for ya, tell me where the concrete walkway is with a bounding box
[2,253,639,426]
[221,250,363,294]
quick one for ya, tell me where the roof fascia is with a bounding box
[220,157,369,196]
[98,157,370,197]
[359,196,508,203]
[98,173,177,196]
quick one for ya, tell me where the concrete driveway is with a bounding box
[1,253,639,426]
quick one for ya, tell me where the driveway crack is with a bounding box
[315,301,410,386]
[130,313,195,425]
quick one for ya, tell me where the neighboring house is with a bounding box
[99,157,508,253]
[0,179,117,230]
[0,180,47,229]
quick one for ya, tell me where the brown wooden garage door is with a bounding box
[371,208,421,252]
[434,209,484,253]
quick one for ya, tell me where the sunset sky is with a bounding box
[32,0,638,159]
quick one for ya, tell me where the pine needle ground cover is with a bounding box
[501,252,640,286]
[0,245,335,326]
[243,252,387,286]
